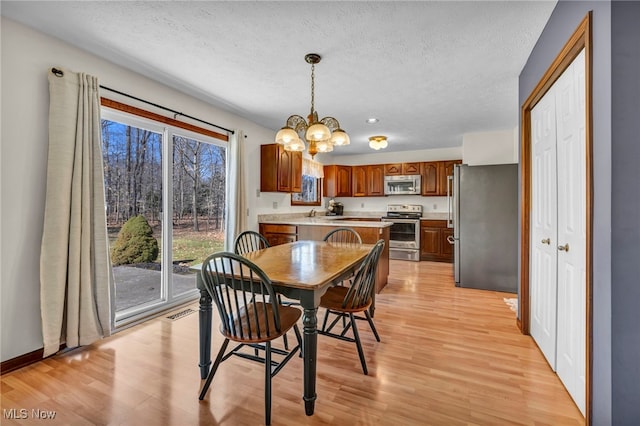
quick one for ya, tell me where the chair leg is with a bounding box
[364,310,381,342]
[350,313,368,375]
[265,341,272,425]
[199,338,230,400]
[321,308,330,331]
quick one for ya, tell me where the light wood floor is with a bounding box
[1,261,584,425]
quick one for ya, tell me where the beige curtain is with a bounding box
[224,130,247,251]
[40,67,111,357]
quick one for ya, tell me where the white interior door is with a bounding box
[555,49,586,416]
[529,49,586,417]
[530,84,559,370]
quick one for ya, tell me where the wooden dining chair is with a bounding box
[323,227,363,245]
[234,230,295,348]
[198,252,302,425]
[318,239,385,375]
[234,230,270,255]
[322,227,365,329]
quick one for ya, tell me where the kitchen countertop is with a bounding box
[258,211,449,226]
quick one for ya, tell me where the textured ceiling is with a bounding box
[2,1,557,156]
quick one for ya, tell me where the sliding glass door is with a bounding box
[101,109,226,327]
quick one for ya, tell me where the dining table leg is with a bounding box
[301,305,318,415]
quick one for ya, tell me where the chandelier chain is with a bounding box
[310,63,315,117]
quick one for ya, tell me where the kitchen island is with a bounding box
[258,216,391,303]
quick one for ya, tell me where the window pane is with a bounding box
[291,175,321,205]
[172,135,226,297]
[102,119,163,312]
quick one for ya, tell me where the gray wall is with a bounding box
[611,2,640,423]
[519,1,615,423]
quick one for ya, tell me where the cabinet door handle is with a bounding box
[541,238,551,245]
[558,243,569,252]
[446,235,455,244]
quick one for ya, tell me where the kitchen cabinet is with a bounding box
[385,162,421,176]
[352,164,385,197]
[420,159,462,196]
[439,160,461,196]
[352,165,367,197]
[260,144,302,193]
[420,162,440,196]
[420,220,453,262]
[323,165,352,197]
[367,164,385,196]
[259,223,297,247]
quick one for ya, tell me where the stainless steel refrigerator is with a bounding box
[448,164,518,292]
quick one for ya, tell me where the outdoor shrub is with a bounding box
[111,215,159,265]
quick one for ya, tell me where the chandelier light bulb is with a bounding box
[306,123,331,142]
[275,127,299,145]
[330,129,350,146]
[285,138,305,151]
[315,140,334,153]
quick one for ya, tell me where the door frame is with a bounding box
[519,12,593,421]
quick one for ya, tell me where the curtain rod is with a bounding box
[50,68,234,135]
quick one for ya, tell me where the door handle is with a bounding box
[447,235,455,244]
[558,243,569,252]
[541,238,551,245]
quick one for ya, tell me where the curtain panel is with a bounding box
[224,130,247,251]
[302,158,324,178]
[40,67,112,357]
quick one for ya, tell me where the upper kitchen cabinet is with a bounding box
[352,165,367,197]
[420,161,440,196]
[260,144,302,193]
[385,162,421,176]
[367,164,385,196]
[324,165,352,197]
[352,164,385,197]
[439,160,462,196]
[420,159,462,196]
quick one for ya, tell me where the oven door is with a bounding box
[381,218,420,249]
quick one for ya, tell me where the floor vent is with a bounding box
[166,308,196,321]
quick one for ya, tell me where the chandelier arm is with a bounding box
[285,115,309,135]
[319,116,341,132]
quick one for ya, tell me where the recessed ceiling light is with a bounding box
[366,118,379,124]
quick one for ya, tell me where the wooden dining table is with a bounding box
[194,239,372,416]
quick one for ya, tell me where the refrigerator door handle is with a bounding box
[447,175,453,228]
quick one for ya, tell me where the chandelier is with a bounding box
[369,135,388,150]
[275,53,349,159]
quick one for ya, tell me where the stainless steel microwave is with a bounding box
[384,175,421,195]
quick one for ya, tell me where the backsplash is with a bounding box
[334,195,449,213]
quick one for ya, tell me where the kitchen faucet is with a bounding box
[308,208,316,217]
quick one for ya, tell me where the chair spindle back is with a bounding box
[323,227,363,246]
[342,239,385,310]
[234,230,270,256]
[201,252,282,342]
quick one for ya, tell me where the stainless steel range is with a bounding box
[381,204,423,261]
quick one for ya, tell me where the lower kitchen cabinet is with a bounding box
[420,220,453,262]
[259,224,297,246]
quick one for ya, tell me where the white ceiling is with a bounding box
[1,1,557,156]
